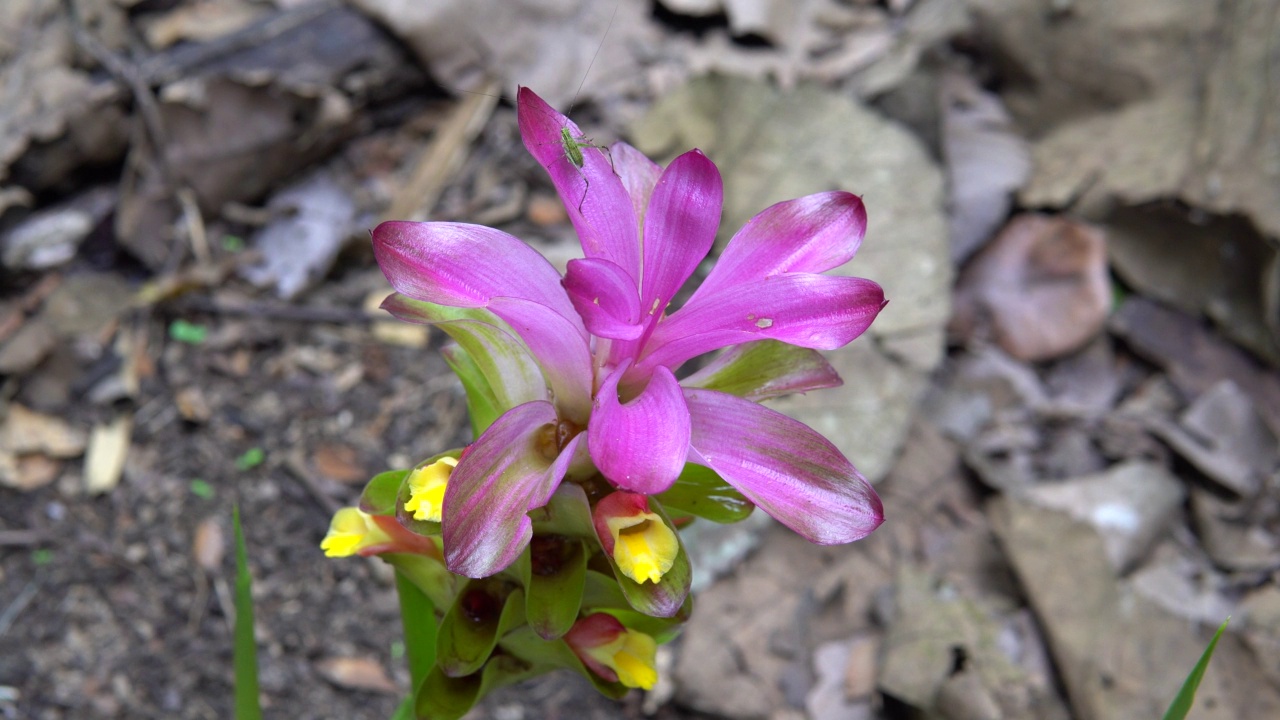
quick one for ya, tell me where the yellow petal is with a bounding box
[404,457,457,522]
[612,632,658,689]
[320,507,391,558]
[607,513,678,585]
[587,628,658,690]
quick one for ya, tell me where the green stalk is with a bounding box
[233,506,263,720]
[390,569,438,719]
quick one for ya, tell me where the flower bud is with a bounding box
[593,492,678,585]
[564,613,658,690]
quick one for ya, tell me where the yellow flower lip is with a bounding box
[594,492,678,585]
[403,457,458,523]
[320,507,393,557]
[610,515,676,584]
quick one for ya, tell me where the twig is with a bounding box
[0,530,48,547]
[177,188,211,266]
[168,296,381,325]
[386,78,500,222]
[63,0,169,183]
[0,582,38,638]
[283,451,343,516]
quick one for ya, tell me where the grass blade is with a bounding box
[233,506,264,720]
[396,570,438,685]
[1162,617,1230,720]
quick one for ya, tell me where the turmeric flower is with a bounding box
[564,613,659,690]
[373,87,885,580]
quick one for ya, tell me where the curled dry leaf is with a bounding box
[951,214,1110,362]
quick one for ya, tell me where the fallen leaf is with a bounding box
[84,415,132,495]
[1148,380,1277,498]
[940,71,1030,263]
[193,518,226,572]
[0,454,61,491]
[0,404,86,457]
[315,656,398,694]
[313,444,367,484]
[1109,297,1280,438]
[348,0,655,109]
[241,172,357,300]
[0,319,57,375]
[951,214,1111,361]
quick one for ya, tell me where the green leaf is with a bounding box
[680,339,839,400]
[168,319,208,345]
[498,626,629,700]
[436,582,526,677]
[235,448,266,471]
[1163,617,1230,720]
[385,295,546,434]
[520,537,588,640]
[384,553,455,612]
[442,345,502,437]
[656,463,754,524]
[360,469,411,515]
[189,479,215,499]
[414,652,545,720]
[232,507,263,720]
[396,570,438,691]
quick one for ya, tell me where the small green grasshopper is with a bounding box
[554,119,617,213]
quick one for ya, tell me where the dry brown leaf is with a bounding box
[0,454,61,491]
[313,445,367,484]
[315,656,398,694]
[193,518,226,572]
[0,404,86,457]
[951,214,1111,362]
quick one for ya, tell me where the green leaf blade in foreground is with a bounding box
[1162,617,1230,720]
[232,507,263,720]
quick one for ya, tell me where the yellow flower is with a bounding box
[320,507,393,557]
[403,457,458,522]
[594,491,678,584]
[565,613,659,690]
[587,627,658,689]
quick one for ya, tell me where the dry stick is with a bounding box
[385,78,501,222]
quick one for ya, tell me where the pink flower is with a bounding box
[373,87,885,579]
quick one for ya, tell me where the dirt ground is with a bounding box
[2,1,1279,719]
